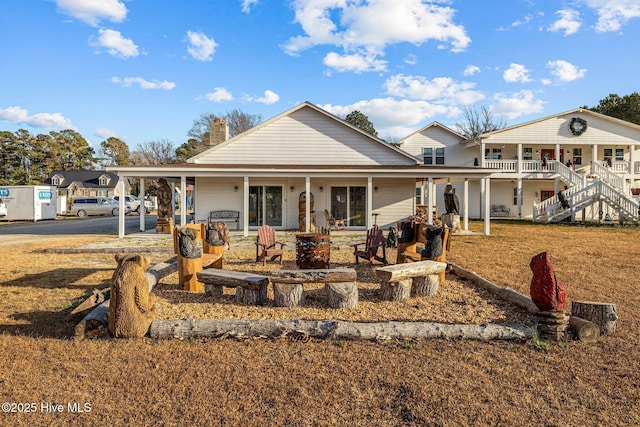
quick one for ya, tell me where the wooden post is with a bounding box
[236,285,268,305]
[412,275,439,296]
[381,279,412,301]
[568,315,600,343]
[571,301,618,336]
[326,282,358,309]
[273,283,305,307]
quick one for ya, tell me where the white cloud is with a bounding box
[323,51,387,73]
[491,90,545,120]
[244,90,279,105]
[205,87,234,102]
[56,0,127,26]
[89,29,139,58]
[0,106,76,130]
[322,98,454,139]
[94,127,121,139]
[284,0,470,72]
[503,63,532,83]
[547,60,586,82]
[384,74,484,105]
[404,54,417,65]
[463,65,480,76]
[584,0,640,32]
[241,0,259,13]
[547,9,581,35]
[186,31,217,62]
[111,77,176,90]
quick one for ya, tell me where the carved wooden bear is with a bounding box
[108,254,156,338]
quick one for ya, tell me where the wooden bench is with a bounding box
[375,260,447,301]
[209,210,240,231]
[269,269,358,308]
[197,269,269,305]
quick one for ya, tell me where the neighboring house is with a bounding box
[107,102,493,237]
[44,170,130,201]
[397,109,640,222]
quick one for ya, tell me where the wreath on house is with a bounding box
[569,117,587,136]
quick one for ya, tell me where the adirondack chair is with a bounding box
[255,224,286,265]
[324,209,345,231]
[351,225,388,265]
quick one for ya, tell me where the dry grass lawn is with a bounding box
[0,221,639,426]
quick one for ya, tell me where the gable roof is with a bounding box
[396,121,466,146]
[188,101,420,166]
[477,108,640,139]
[44,170,119,189]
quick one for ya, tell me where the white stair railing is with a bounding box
[592,161,625,192]
[555,161,586,188]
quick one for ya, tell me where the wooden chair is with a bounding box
[255,225,286,265]
[351,225,388,265]
[324,209,345,231]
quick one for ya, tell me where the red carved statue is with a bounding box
[530,252,566,312]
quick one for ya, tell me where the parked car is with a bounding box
[144,197,157,212]
[113,195,141,213]
[69,197,131,217]
[0,198,7,218]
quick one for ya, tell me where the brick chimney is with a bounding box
[209,117,229,146]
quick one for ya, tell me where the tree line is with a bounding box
[2,93,638,186]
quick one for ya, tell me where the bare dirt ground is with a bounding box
[0,221,639,426]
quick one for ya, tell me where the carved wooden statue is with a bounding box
[443,184,460,215]
[156,178,173,220]
[108,254,156,338]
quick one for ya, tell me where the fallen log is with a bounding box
[149,318,533,341]
[74,257,178,340]
[568,315,600,343]
[449,264,539,313]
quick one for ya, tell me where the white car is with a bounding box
[0,198,7,217]
[113,195,141,214]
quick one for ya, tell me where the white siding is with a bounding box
[194,177,244,224]
[372,179,415,229]
[400,125,475,167]
[195,107,416,166]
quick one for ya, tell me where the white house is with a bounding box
[397,108,640,223]
[107,102,494,237]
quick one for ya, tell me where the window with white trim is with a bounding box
[99,175,109,186]
[423,147,445,165]
[615,148,624,161]
[523,148,533,160]
[572,148,582,165]
[51,176,60,185]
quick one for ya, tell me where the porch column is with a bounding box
[555,144,561,163]
[117,177,126,238]
[479,178,485,220]
[421,180,427,205]
[554,177,560,195]
[305,176,311,232]
[484,177,491,236]
[170,182,176,222]
[180,176,187,227]
[480,141,486,167]
[463,178,469,231]
[139,178,145,232]
[592,144,598,171]
[367,176,373,228]
[517,144,523,173]
[630,144,635,177]
[243,176,249,237]
[427,177,433,225]
[517,177,523,218]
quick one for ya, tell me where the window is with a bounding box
[523,148,533,160]
[331,186,366,227]
[513,188,518,205]
[485,148,502,160]
[615,148,624,161]
[97,190,107,197]
[572,148,582,165]
[603,148,612,162]
[51,176,60,185]
[423,147,445,165]
[99,175,109,186]
[415,187,421,205]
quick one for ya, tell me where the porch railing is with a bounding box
[484,160,517,172]
[556,161,586,188]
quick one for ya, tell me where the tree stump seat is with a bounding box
[269,269,358,308]
[375,260,447,301]
[196,269,269,305]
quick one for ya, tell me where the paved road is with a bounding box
[0,215,159,245]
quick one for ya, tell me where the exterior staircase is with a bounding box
[533,161,640,224]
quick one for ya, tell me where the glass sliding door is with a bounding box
[249,185,283,227]
[331,186,366,227]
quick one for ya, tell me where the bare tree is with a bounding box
[455,105,506,139]
[131,139,176,165]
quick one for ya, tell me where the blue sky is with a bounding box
[1,0,639,153]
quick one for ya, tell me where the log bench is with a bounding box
[269,269,358,308]
[375,260,447,301]
[197,269,270,305]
